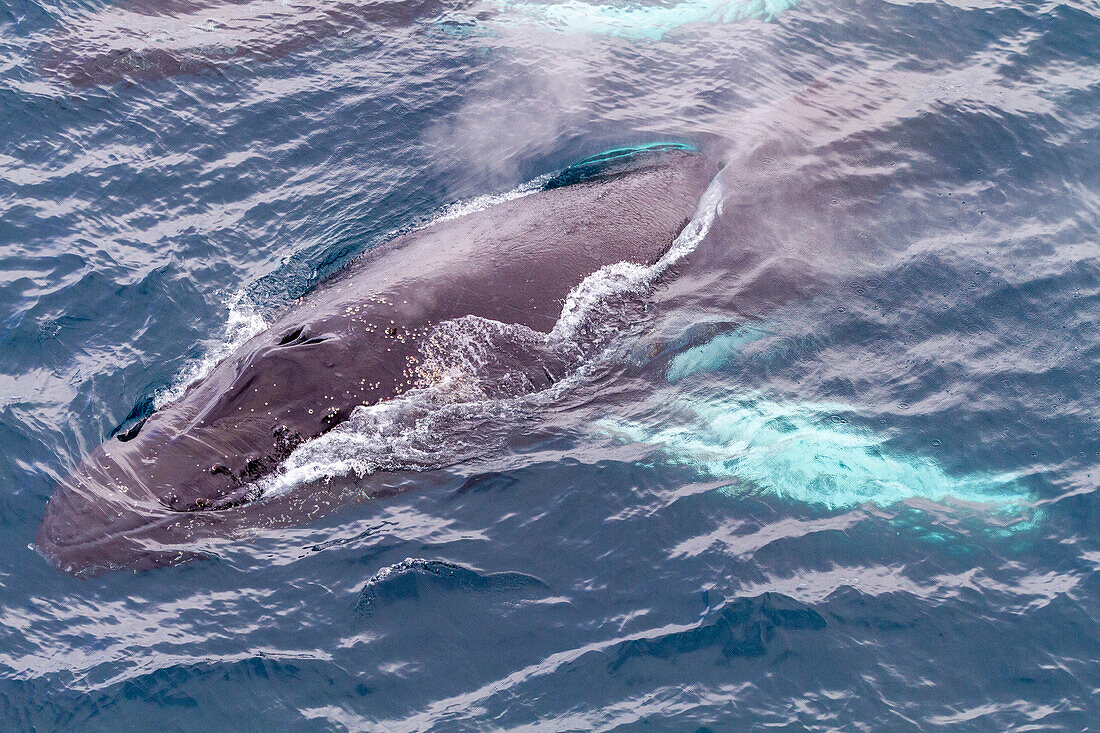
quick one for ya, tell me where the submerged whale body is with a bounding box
[41,0,799,87]
[36,146,716,575]
[40,0,469,87]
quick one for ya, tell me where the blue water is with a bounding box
[1,0,1099,728]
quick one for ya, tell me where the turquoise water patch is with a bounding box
[543,142,697,190]
[602,391,1031,513]
[666,323,769,381]
[490,0,799,39]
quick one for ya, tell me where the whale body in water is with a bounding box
[36,145,717,575]
[40,0,467,87]
[39,0,797,87]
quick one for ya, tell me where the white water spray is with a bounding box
[154,291,267,409]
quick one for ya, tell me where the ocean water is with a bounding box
[1,0,1098,728]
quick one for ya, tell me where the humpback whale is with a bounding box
[36,145,717,575]
[40,0,798,87]
[40,0,467,87]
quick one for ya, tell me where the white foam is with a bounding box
[552,171,723,341]
[433,178,546,223]
[253,371,530,498]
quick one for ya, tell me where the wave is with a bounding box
[355,558,548,617]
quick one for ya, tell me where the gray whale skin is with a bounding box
[36,146,715,576]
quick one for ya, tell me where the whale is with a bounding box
[39,0,469,87]
[35,145,718,575]
[39,0,798,87]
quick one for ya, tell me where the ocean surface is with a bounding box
[1,0,1098,728]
